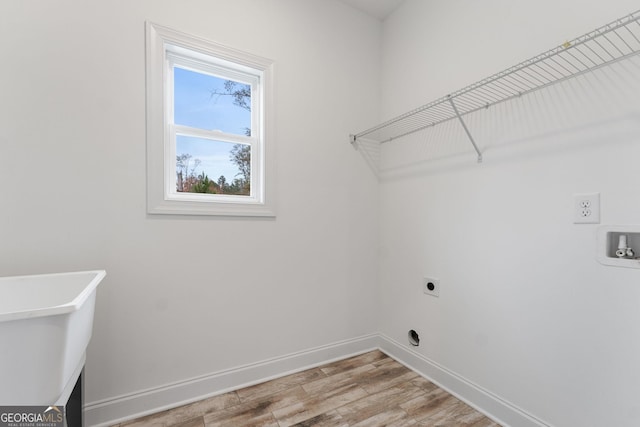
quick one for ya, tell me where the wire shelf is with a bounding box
[350,9,640,162]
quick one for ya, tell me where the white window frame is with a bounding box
[146,22,275,216]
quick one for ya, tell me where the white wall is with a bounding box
[379,1,640,426]
[0,0,380,420]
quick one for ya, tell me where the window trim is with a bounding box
[145,22,275,217]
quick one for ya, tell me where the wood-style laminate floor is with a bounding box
[113,351,501,427]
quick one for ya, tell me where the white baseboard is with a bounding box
[86,333,550,427]
[377,334,552,427]
[84,334,380,426]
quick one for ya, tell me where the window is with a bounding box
[146,22,275,216]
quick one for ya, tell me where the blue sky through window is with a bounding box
[174,67,250,183]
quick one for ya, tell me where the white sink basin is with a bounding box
[0,270,105,405]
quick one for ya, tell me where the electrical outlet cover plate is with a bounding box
[573,193,600,224]
[423,277,440,297]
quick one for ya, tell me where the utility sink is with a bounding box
[0,270,105,405]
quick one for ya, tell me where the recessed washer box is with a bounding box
[597,225,640,269]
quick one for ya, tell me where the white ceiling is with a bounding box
[338,0,405,20]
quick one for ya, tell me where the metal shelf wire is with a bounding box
[350,9,640,162]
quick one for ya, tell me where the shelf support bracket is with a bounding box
[448,96,482,163]
[349,134,358,150]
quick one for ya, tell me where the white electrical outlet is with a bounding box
[573,193,600,224]
[423,277,440,297]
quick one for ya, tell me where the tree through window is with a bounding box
[172,65,252,196]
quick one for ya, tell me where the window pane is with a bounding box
[174,67,251,136]
[176,135,250,196]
